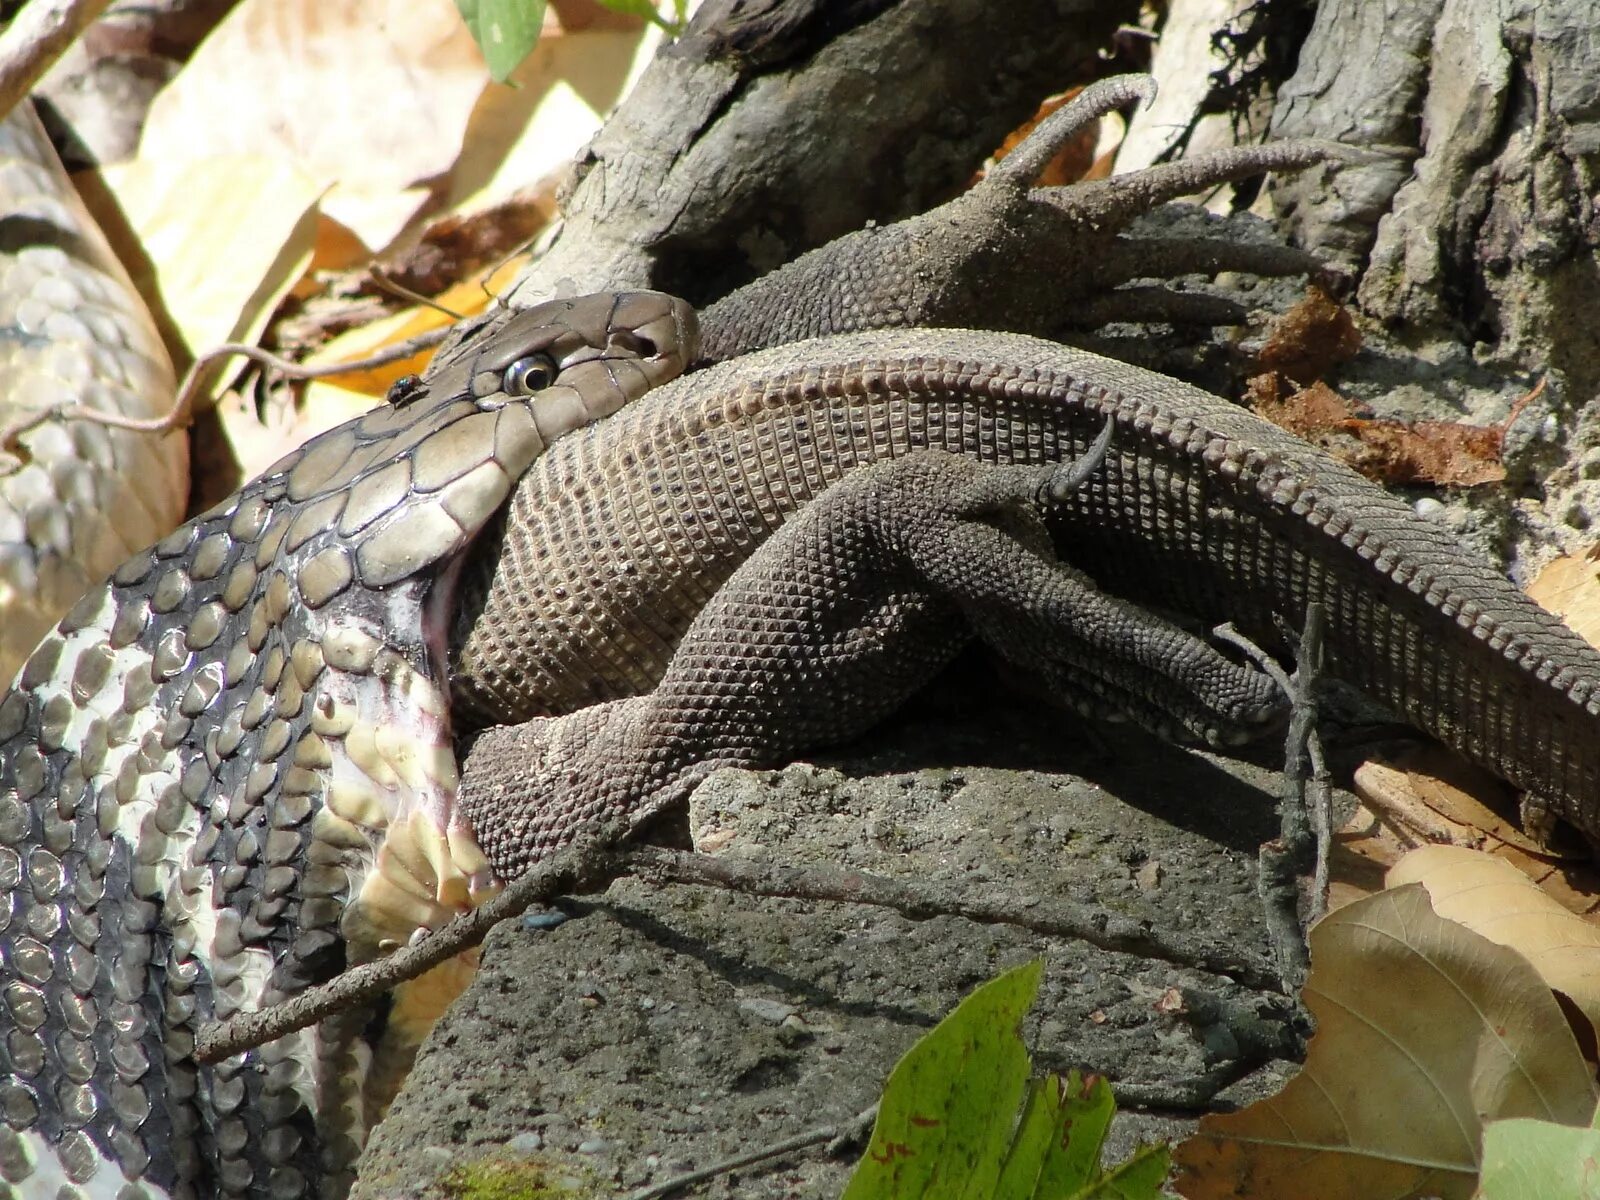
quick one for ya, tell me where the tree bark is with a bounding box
[504,0,1143,307]
[1273,0,1600,390]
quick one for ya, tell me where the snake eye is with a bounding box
[501,353,557,396]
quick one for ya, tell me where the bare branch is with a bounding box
[0,0,113,123]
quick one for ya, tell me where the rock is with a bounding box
[356,684,1310,1198]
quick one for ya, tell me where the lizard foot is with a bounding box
[699,73,1346,358]
[982,74,1341,331]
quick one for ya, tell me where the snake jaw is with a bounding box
[306,641,484,959]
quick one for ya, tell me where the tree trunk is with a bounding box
[504,0,1143,305]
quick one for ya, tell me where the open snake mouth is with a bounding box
[288,295,702,960]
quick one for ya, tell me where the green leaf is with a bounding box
[1478,1104,1600,1200]
[1038,1072,1117,1195]
[843,961,1042,1200]
[455,0,546,83]
[994,1077,1064,1195]
[1075,1142,1170,1200]
[842,963,1168,1200]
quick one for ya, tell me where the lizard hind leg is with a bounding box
[923,450,1289,748]
[457,444,1285,880]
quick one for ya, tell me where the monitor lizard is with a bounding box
[3,75,1595,1200]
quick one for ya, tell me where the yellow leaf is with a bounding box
[1173,886,1598,1200]
[447,27,652,215]
[139,0,489,210]
[1528,544,1600,652]
[1388,845,1600,1039]
[307,253,529,396]
[95,155,322,375]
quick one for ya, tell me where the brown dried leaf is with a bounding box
[1247,376,1358,439]
[1173,886,1599,1200]
[380,187,557,297]
[1249,377,1510,487]
[1336,759,1600,917]
[1349,418,1508,487]
[1257,284,1362,384]
[1351,746,1567,857]
[1528,544,1600,652]
[1387,846,1600,1042]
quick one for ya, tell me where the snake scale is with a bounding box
[0,290,696,1199]
[0,106,187,687]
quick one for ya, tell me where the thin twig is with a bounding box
[195,825,628,1063]
[198,828,1282,1063]
[0,0,113,122]
[368,267,465,320]
[0,330,449,464]
[625,1105,878,1200]
[619,845,1277,989]
[1213,610,1329,989]
[1295,606,1333,920]
[1252,837,1308,989]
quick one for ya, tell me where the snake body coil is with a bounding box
[0,104,187,687]
[0,292,696,1199]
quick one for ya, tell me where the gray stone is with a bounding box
[355,686,1309,1199]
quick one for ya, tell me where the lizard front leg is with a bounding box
[697,74,1337,361]
[456,442,1284,880]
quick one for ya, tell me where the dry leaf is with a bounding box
[1528,544,1600,651]
[318,185,436,271]
[381,188,555,297]
[92,155,322,371]
[1351,746,1568,857]
[1250,378,1512,488]
[1251,374,1544,490]
[445,27,654,216]
[1258,285,1362,384]
[306,253,530,396]
[1387,845,1600,1041]
[1173,886,1598,1200]
[139,0,490,252]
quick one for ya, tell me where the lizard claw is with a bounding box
[976,75,1344,329]
[953,416,1115,515]
[986,74,1158,189]
[1036,416,1115,505]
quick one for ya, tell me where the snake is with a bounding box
[0,287,697,1198]
[0,104,188,688]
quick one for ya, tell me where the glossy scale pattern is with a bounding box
[0,291,697,1200]
[0,105,186,686]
